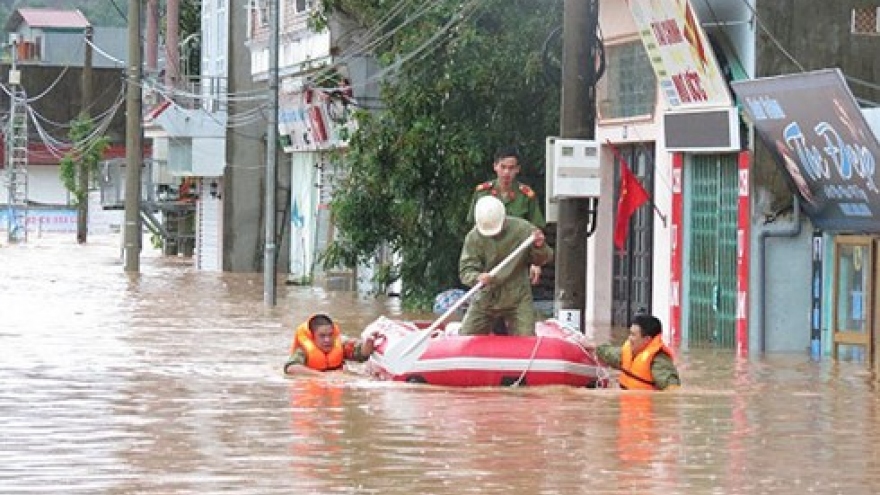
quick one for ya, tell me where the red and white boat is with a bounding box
[364,317,609,388]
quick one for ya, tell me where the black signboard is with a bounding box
[732,69,880,232]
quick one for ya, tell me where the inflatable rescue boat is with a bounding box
[364,317,609,388]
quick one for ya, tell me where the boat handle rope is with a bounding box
[557,322,613,387]
[511,336,544,387]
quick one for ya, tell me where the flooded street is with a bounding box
[2,235,880,494]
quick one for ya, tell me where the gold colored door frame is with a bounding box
[830,235,875,366]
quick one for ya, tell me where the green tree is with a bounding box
[318,0,562,308]
[59,114,110,206]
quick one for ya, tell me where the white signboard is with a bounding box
[628,0,732,109]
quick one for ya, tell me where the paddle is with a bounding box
[382,234,536,375]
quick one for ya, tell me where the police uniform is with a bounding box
[467,180,546,228]
[458,216,554,336]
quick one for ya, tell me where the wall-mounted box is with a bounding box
[549,137,601,198]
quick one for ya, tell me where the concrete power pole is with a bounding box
[555,0,599,332]
[124,0,143,272]
[77,25,93,244]
[264,0,280,305]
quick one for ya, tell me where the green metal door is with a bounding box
[685,154,738,348]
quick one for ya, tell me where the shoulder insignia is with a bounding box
[475,181,492,192]
[519,184,535,198]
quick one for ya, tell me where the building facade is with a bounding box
[592,0,880,364]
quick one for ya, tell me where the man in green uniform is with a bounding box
[459,196,554,336]
[468,147,546,285]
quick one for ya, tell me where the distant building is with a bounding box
[0,8,128,216]
[4,8,126,68]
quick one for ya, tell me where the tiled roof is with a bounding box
[10,8,91,30]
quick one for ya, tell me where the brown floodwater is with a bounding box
[1,234,879,494]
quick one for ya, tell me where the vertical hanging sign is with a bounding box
[669,153,684,347]
[736,151,751,357]
[810,232,823,358]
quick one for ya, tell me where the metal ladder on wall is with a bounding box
[5,88,28,243]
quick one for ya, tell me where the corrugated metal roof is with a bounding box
[13,8,91,30]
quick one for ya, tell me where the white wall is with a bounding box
[0,165,68,205]
[288,151,319,282]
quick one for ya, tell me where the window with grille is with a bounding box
[852,7,879,35]
[598,41,657,120]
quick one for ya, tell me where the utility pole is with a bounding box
[124,0,143,272]
[78,25,93,244]
[264,0,280,305]
[555,0,599,332]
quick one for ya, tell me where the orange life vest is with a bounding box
[292,316,345,371]
[619,335,674,391]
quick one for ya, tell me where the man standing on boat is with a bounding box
[459,196,554,336]
[283,314,379,375]
[595,314,681,391]
[467,146,546,285]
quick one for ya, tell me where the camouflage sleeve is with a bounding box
[650,353,681,390]
[343,337,370,363]
[596,343,622,369]
[283,348,307,373]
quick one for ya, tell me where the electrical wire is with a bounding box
[84,36,126,67]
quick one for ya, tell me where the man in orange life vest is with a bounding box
[283,314,378,375]
[596,314,681,391]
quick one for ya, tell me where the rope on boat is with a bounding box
[511,336,544,387]
[555,320,613,387]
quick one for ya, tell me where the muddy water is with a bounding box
[1,235,879,494]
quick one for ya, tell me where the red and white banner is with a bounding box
[669,152,684,347]
[736,151,751,356]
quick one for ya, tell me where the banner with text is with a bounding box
[628,0,732,109]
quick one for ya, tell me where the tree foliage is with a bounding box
[59,114,109,205]
[318,0,562,308]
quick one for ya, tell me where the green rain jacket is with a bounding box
[459,216,553,310]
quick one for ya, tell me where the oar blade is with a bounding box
[382,330,432,376]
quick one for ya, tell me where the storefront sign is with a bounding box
[278,77,357,152]
[628,0,732,109]
[732,69,880,232]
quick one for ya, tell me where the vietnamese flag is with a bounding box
[613,160,650,250]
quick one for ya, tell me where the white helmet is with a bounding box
[475,196,505,236]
